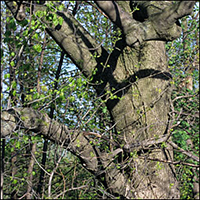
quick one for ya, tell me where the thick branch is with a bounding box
[95,1,196,46]
[172,1,196,19]
[44,10,103,78]
[95,1,151,46]
[1,107,132,198]
[6,1,108,79]
[151,1,196,40]
[95,1,133,31]
[5,1,26,21]
[1,107,99,172]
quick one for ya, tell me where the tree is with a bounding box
[166,5,199,198]
[1,1,199,199]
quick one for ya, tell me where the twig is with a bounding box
[48,141,67,198]
[31,151,51,176]
[138,156,199,167]
[168,141,199,162]
[172,93,198,102]
[123,135,170,152]
[55,185,88,199]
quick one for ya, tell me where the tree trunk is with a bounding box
[3,1,196,199]
[104,40,180,198]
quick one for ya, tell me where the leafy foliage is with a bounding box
[1,2,114,198]
[166,3,199,198]
[1,1,199,199]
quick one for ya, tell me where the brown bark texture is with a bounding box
[2,1,196,199]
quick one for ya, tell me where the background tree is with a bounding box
[166,4,199,198]
[1,1,199,199]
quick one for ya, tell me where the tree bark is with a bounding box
[106,40,179,198]
[3,1,196,199]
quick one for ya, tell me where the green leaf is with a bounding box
[11,52,15,57]
[33,44,42,52]
[58,5,64,11]
[31,20,35,26]
[4,73,10,79]
[58,17,64,25]
[36,10,44,18]
[12,90,16,96]
[69,96,75,102]
[53,19,59,27]
[32,33,39,40]
[11,81,17,89]
[16,141,21,149]
[23,29,29,36]
[12,179,18,184]
[10,61,15,67]
[102,107,107,113]
[23,135,29,142]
